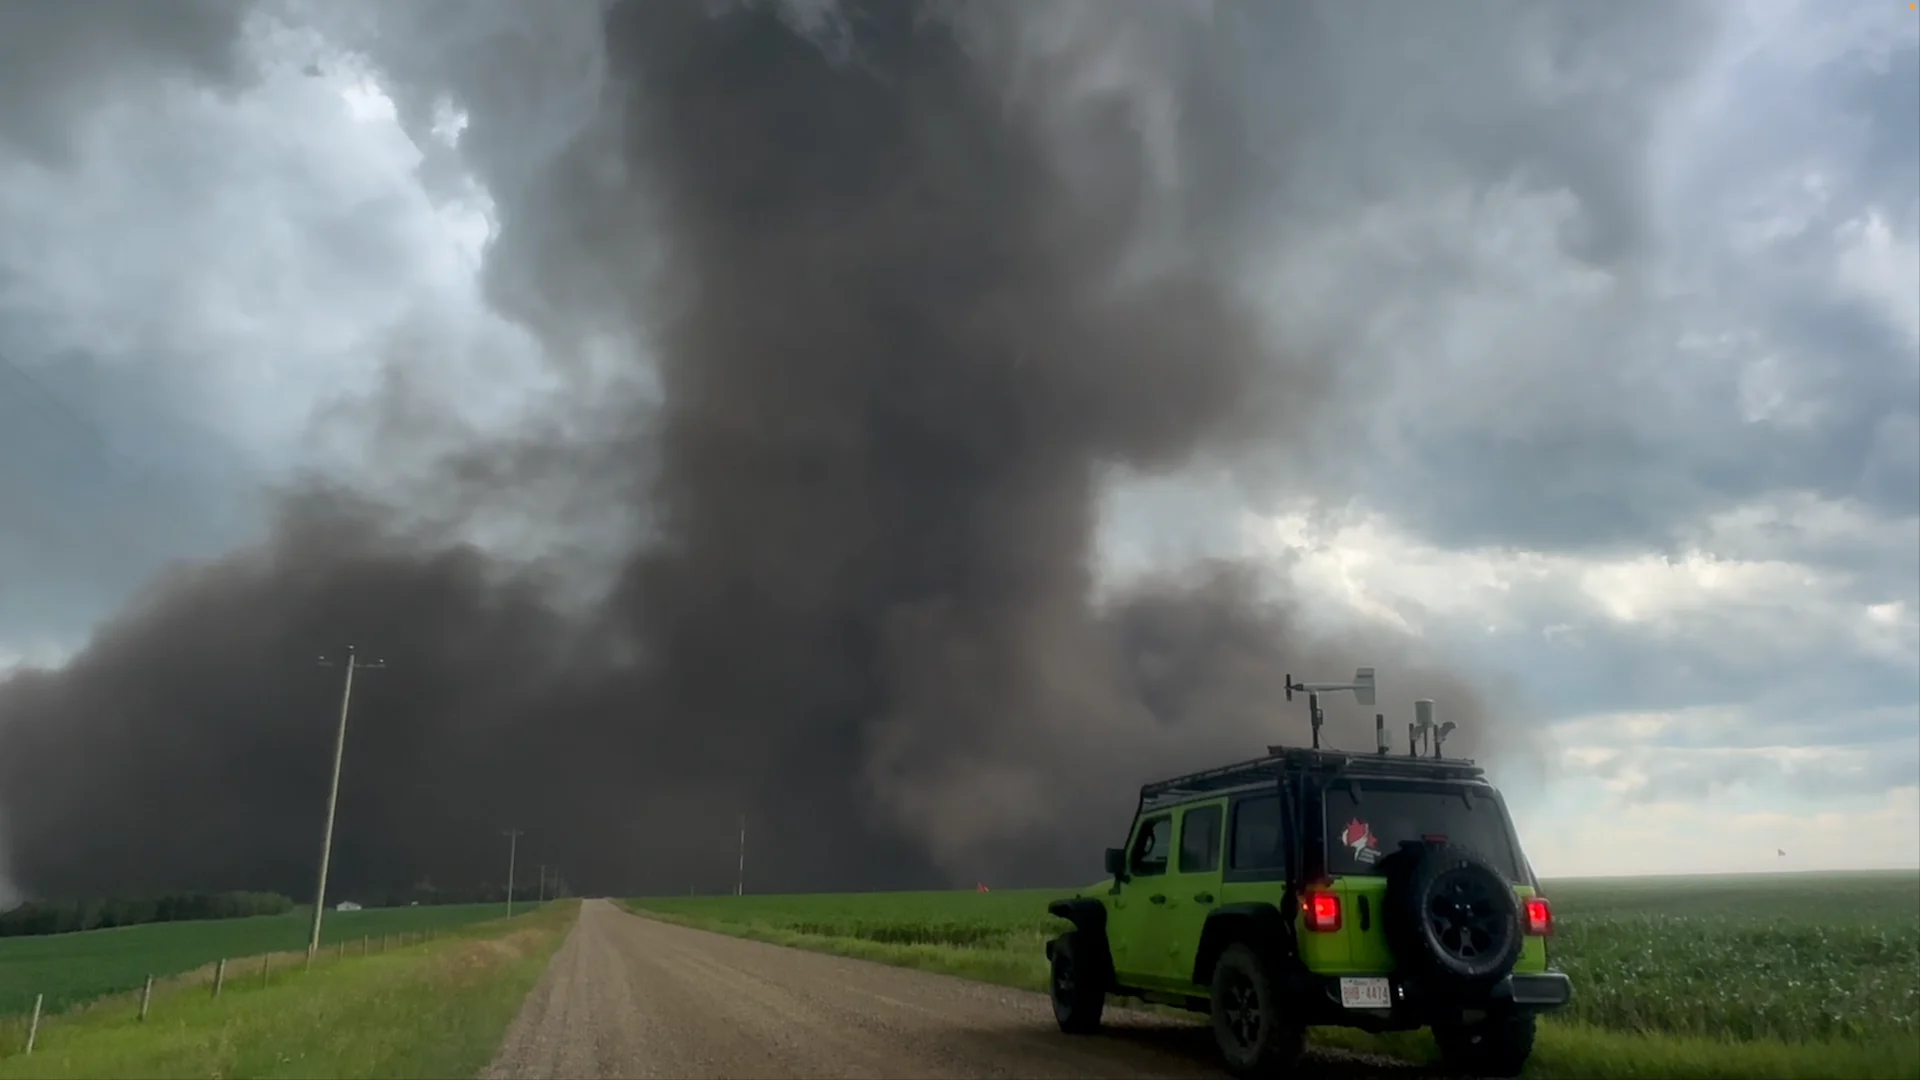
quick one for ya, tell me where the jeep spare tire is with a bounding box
[1383,843,1523,991]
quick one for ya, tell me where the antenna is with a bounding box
[1285,667,1377,750]
[1411,699,1436,758]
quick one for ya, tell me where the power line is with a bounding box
[0,346,126,473]
[307,645,388,964]
[503,830,525,918]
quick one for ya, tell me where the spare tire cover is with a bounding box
[1382,843,1523,991]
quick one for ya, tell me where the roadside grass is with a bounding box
[0,902,549,1019]
[624,871,1920,1080]
[0,900,577,1079]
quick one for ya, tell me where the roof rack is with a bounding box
[1133,668,1492,813]
[1137,745,1487,811]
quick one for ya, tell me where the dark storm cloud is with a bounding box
[0,0,1525,900]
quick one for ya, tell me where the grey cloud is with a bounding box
[0,0,256,163]
[1263,6,1917,559]
[0,28,535,644]
[1585,739,1920,805]
[1254,0,1725,269]
[1441,595,1918,745]
[0,335,258,646]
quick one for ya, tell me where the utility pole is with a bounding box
[537,864,546,904]
[308,646,386,962]
[736,813,746,897]
[503,829,524,918]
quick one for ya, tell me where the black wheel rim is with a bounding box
[1219,970,1262,1051]
[1052,953,1075,1004]
[1426,869,1507,961]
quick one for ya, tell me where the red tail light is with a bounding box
[1524,896,1553,936]
[1302,890,1342,933]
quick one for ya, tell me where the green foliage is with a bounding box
[0,902,547,1019]
[0,892,294,938]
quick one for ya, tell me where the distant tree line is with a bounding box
[0,873,575,938]
[363,875,574,909]
[0,890,294,937]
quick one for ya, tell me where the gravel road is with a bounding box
[483,899,1427,1080]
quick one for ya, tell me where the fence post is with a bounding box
[212,958,227,997]
[336,940,344,959]
[24,993,41,1056]
[261,954,271,987]
[361,935,368,956]
[140,975,154,1021]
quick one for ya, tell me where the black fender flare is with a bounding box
[1192,902,1296,987]
[1045,898,1115,986]
[1047,897,1109,935]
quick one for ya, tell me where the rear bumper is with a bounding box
[1493,971,1573,1007]
[1288,969,1573,1031]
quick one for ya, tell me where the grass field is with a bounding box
[0,901,576,1079]
[625,870,1920,1079]
[0,902,549,1020]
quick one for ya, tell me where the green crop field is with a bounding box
[0,902,577,1079]
[627,870,1920,1079]
[1544,872,1919,1042]
[0,901,549,1020]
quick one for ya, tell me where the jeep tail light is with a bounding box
[1303,890,1342,933]
[1524,896,1553,936]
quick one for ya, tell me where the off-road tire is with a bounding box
[1434,1010,1537,1077]
[1208,942,1305,1078]
[1048,931,1106,1034]
[1383,842,1523,993]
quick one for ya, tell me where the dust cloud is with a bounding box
[0,0,1509,900]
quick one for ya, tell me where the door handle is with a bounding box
[1194,892,1215,904]
[1149,894,1167,905]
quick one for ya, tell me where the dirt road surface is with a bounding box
[483,899,1423,1080]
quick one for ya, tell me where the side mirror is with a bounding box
[1104,847,1126,879]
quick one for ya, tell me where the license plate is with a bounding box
[1338,977,1392,1010]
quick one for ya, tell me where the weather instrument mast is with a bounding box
[1284,666,1377,750]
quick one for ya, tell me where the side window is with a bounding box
[1230,793,1284,871]
[1179,804,1223,874]
[1130,815,1173,876]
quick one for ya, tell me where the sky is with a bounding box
[0,0,1915,890]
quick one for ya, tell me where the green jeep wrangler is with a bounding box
[1044,670,1571,1078]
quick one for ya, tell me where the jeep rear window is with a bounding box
[1322,781,1520,881]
